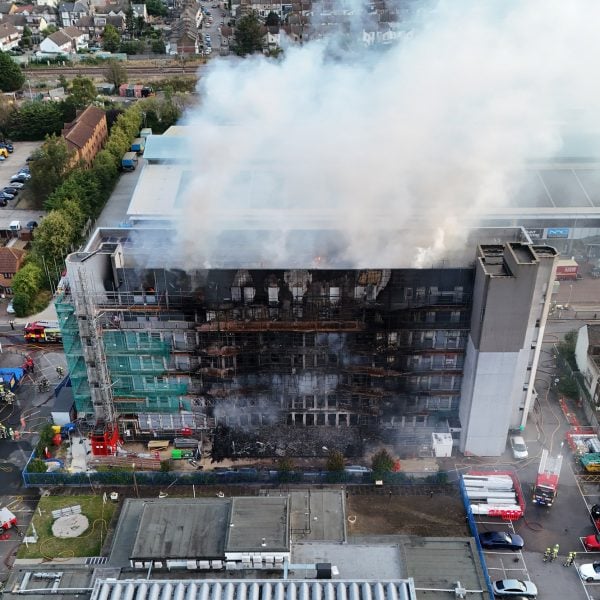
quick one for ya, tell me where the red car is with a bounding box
[584,534,600,551]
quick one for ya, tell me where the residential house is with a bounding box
[576,324,600,409]
[75,12,122,38]
[39,27,73,51]
[0,22,21,50]
[263,24,279,49]
[58,0,89,27]
[232,0,292,19]
[63,23,88,47]
[30,5,58,27]
[0,247,26,296]
[170,0,199,54]
[0,2,18,16]
[2,13,25,30]
[62,105,108,167]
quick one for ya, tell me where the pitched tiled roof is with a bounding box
[48,29,72,45]
[63,24,84,37]
[0,21,18,37]
[0,247,25,274]
[63,105,105,150]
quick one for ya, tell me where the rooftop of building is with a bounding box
[225,496,290,553]
[130,498,231,560]
[128,127,600,227]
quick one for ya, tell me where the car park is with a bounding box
[492,579,537,598]
[578,562,600,583]
[479,531,524,551]
[583,533,600,550]
[510,435,529,459]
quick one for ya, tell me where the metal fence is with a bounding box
[22,451,451,488]
[458,475,495,600]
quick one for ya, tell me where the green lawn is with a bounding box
[17,494,116,559]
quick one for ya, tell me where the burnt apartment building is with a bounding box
[58,226,557,457]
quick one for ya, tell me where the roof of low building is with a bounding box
[587,324,600,349]
[63,24,84,36]
[47,29,72,46]
[225,496,289,553]
[0,247,25,273]
[130,498,230,560]
[63,105,106,150]
[0,21,19,36]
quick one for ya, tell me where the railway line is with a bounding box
[22,64,205,77]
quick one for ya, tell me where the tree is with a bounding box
[326,449,345,472]
[32,211,76,266]
[68,75,97,109]
[19,26,33,49]
[105,59,128,87]
[0,95,16,138]
[5,101,63,140]
[151,39,166,54]
[29,135,74,202]
[233,13,264,57]
[558,329,578,370]
[146,0,167,17]
[265,11,280,27]
[371,449,395,475]
[27,458,48,473]
[12,262,43,316]
[125,4,135,36]
[135,15,145,37]
[0,52,25,92]
[102,24,120,52]
[120,40,144,55]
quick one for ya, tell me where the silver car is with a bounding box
[492,579,537,598]
[510,435,528,459]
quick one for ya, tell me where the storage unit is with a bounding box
[556,258,578,280]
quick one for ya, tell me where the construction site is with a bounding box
[50,225,558,461]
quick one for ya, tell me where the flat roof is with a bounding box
[225,497,289,553]
[131,499,230,560]
[288,490,346,542]
[402,537,491,600]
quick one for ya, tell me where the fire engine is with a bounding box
[24,321,62,343]
[532,449,563,507]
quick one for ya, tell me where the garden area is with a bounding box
[17,494,116,560]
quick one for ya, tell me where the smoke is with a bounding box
[175,0,600,268]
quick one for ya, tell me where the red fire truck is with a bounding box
[532,449,563,507]
[24,321,62,343]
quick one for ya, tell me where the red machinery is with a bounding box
[90,422,121,456]
[532,449,563,507]
[0,507,17,530]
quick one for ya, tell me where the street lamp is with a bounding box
[566,284,573,308]
[132,463,139,497]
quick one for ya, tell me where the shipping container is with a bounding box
[556,258,578,280]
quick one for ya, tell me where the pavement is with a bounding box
[94,157,144,228]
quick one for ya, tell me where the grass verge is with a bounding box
[17,494,116,559]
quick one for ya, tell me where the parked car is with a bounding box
[7,182,23,189]
[579,562,600,582]
[0,192,14,201]
[12,173,30,182]
[344,465,372,474]
[492,580,537,598]
[510,435,528,459]
[6,300,14,314]
[26,221,38,229]
[3,187,18,196]
[584,533,600,550]
[0,142,13,153]
[479,531,524,551]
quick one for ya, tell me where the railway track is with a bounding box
[22,65,205,77]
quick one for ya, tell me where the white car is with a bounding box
[510,435,528,459]
[7,182,24,189]
[579,562,600,583]
[492,579,537,598]
[6,300,15,314]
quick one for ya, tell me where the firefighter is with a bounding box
[56,365,64,378]
[551,544,560,561]
[543,547,551,562]
[564,552,576,567]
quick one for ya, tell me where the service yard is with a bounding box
[347,489,468,536]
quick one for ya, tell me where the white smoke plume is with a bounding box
[175,0,600,268]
